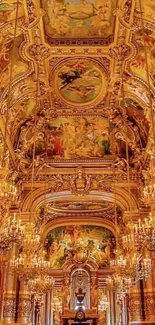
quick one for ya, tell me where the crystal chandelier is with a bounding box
[26,275,54,325]
[26,275,54,295]
[106,274,132,294]
[143,158,155,204]
[52,294,62,312]
[98,295,109,312]
[110,250,127,276]
[143,183,155,203]
[22,222,41,254]
[0,169,18,202]
[135,256,152,281]
[10,250,51,282]
[122,220,147,252]
[0,213,25,250]
[143,212,155,251]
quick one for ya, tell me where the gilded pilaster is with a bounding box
[129,288,143,323]
[3,250,16,324]
[16,282,31,325]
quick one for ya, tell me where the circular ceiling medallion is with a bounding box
[54,58,108,107]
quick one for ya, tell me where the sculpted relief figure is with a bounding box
[71,166,91,195]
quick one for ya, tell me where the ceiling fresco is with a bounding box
[0,0,154,170]
[47,201,113,212]
[52,58,107,106]
[42,0,117,45]
[0,1,24,24]
[17,116,110,161]
[130,28,155,89]
[46,225,115,269]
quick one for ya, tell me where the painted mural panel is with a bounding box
[46,225,115,269]
[0,0,24,24]
[49,201,112,211]
[18,116,110,160]
[42,116,110,159]
[42,0,117,38]
[0,34,28,94]
[56,59,104,104]
[135,0,155,23]
[130,29,155,89]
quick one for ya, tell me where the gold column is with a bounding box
[16,281,31,325]
[0,257,7,321]
[143,252,155,324]
[129,286,143,324]
[3,268,16,324]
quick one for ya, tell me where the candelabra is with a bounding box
[26,275,54,295]
[0,168,18,203]
[110,251,127,276]
[26,275,54,325]
[135,256,152,281]
[10,251,51,282]
[98,295,109,312]
[122,220,147,252]
[0,213,25,251]
[52,295,62,313]
[143,212,155,250]
[22,222,41,254]
[143,160,155,204]
[106,273,132,294]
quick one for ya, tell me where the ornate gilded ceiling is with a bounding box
[0,0,154,223]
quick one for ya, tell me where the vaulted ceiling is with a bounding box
[0,0,154,221]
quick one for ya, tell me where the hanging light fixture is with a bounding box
[25,275,54,325]
[22,222,41,255]
[26,275,54,295]
[0,212,25,251]
[144,213,155,250]
[10,247,51,283]
[98,294,109,312]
